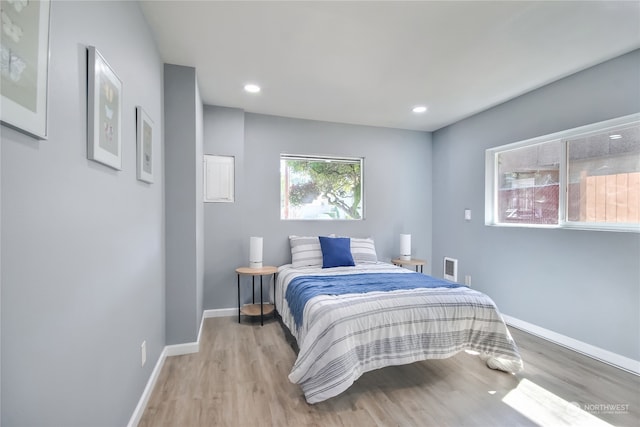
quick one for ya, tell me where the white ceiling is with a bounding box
[140,1,640,132]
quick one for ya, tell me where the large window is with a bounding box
[280,154,363,220]
[486,114,640,232]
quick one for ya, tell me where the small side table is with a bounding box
[391,258,426,273]
[236,266,277,326]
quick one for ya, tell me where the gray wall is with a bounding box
[0,1,165,426]
[204,108,432,309]
[164,64,204,345]
[432,49,640,360]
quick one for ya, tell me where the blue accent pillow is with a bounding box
[319,236,355,268]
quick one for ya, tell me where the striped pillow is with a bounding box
[350,237,378,264]
[289,236,323,267]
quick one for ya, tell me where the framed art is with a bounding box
[0,0,51,139]
[87,46,122,170]
[136,106,154,183]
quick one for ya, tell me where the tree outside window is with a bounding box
[281,155,363,220]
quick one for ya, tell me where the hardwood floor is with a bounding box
[139,316,639,426]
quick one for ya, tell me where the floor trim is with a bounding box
[128,309,235,426]
[503,314,640,376]
[203,307,236,318]
[127,347,168,427]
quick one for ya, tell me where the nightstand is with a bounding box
[236,266,277,326]
[391,258,426,273]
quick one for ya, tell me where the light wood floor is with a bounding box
[139,316,639,426]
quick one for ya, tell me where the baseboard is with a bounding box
[203,307,236,318]
[126,347,168,427]
[164,341,199,356]
[503,314,640,376]
[128,308,235,426]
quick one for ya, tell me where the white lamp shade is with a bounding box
[249,237,263,268]
[400,234,411,261]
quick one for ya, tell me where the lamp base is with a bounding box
[249,261,263,269]
[400,255,411,261]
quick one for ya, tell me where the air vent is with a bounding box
[443,257,458,282]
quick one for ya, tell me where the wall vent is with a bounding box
[443,257,458,282]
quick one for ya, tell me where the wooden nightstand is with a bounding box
[236,266,277,326]
[391,258,426,273]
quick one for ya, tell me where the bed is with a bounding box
[275,236,524,404]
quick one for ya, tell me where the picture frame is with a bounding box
[136,106,154,183]
[87,46,122,170]
[0,0,51,139]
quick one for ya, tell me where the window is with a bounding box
[495,140,561,225]
[567,124,640,224]
[281,154,363,220]
[486,114,640,232]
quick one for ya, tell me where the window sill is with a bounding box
[485,222,640,233]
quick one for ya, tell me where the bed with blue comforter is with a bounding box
[275,262,523,404]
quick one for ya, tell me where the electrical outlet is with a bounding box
[465,275,472,286]
[141,341,147,367]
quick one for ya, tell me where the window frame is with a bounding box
[280,153,365,221]
[485,113,640,233]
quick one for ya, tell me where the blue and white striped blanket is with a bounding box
[286,272,464,328]
[276,263,523,404]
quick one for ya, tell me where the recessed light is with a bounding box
[412,105,427,113]
[609,134,622,140]
[244,83,261,93]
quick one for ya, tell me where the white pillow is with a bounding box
[289,236,323,267]
[350,237,378,264]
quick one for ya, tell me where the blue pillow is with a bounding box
[319,236,355,268]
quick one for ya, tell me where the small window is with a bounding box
[486,114,640,232]
[281,154,363,220]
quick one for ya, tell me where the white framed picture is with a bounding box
[87,46,122,170]
[0,0,51,139]
[136,106,154,183]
